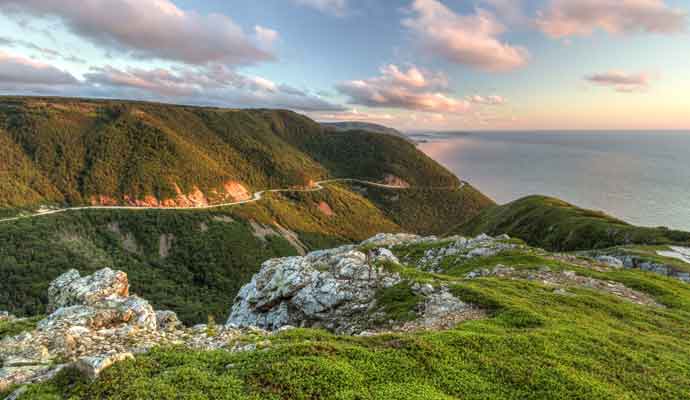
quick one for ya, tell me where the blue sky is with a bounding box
[0,0,689,130]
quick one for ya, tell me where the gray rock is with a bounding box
[0,311,12,322]
[48,268,129,312]
[155,310,181,331]
[227,244,402,333]
[368,248,400,265]
[420,284,435,296]
[467,247,498,258]
[75,352,134,379]
[596,256,624,268]
[360,233,434,248]
[420,290,467,327]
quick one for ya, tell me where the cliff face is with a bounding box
[88,181,251,208]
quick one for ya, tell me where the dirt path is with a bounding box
[0,179,466,224]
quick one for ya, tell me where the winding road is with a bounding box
[0,179,466,224]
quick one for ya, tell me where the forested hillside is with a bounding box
[0,97,459,209]
[0,97,494,324]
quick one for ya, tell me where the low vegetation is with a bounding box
[16,241,690,399]
[455,195,690,251]
[0,316,41,340]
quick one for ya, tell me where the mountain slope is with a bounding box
[0,97,495,324]
[321,121,409,140]
[0,97,458,209]
[454,195,690,251]
[0,184,400,324]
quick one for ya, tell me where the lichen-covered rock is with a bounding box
[75,352,134,379]
[360,233,431,248]
[368,248,400,265]
[155,310,182,331]
[48,268,129,312]
[0,268,269,392]
[228,244,402,333]
[596,255,624,268]
[413,234,518,272]
[38,296,156,333]
[0,310,13,322]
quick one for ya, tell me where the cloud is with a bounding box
[467,95,507,105]
[402,0,529,72]
[292,0,347,16]
[84,64,345,111]
[254,26,279,47]
[537,0,687,38]
[337,64,471,113]
[585,71,655,92]
[313,109,396,122]
[0,50,78,87]
[0,0,275,66]
[0,36,86,63]
[481,0,527,25]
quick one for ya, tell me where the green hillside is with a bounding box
[0,184,400,324]
[454,195,690,251]
[16,235,690,399]
[0,97,459,209]
[0,97,495,324]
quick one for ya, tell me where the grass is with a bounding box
[374,282,423,323]
[17,260,690,399]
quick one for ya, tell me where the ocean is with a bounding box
[414,131,690,231]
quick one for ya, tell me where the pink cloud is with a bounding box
[402,0,529,72]
[337,64,471,113]
[467,95,507,105]
[0,0,275,66]
[537,0,687,38]
[83,64,344,111]
[313,109,396,122]
[0,50,78,86]
[585,71,656,92]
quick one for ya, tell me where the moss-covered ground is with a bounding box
[12,243,690,399]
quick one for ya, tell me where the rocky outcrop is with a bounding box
[227,233,484,334]
[409,233,516,273]
[227,245,403,333]
[588,251,690,283]
[465,265,661,307]
[0,269,262,392]
[47,268,130,312]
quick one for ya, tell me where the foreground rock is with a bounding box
[227,245,404,333]
[0,269,264,392]
[228,234,484,334]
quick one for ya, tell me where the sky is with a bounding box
[0,0,689,131]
